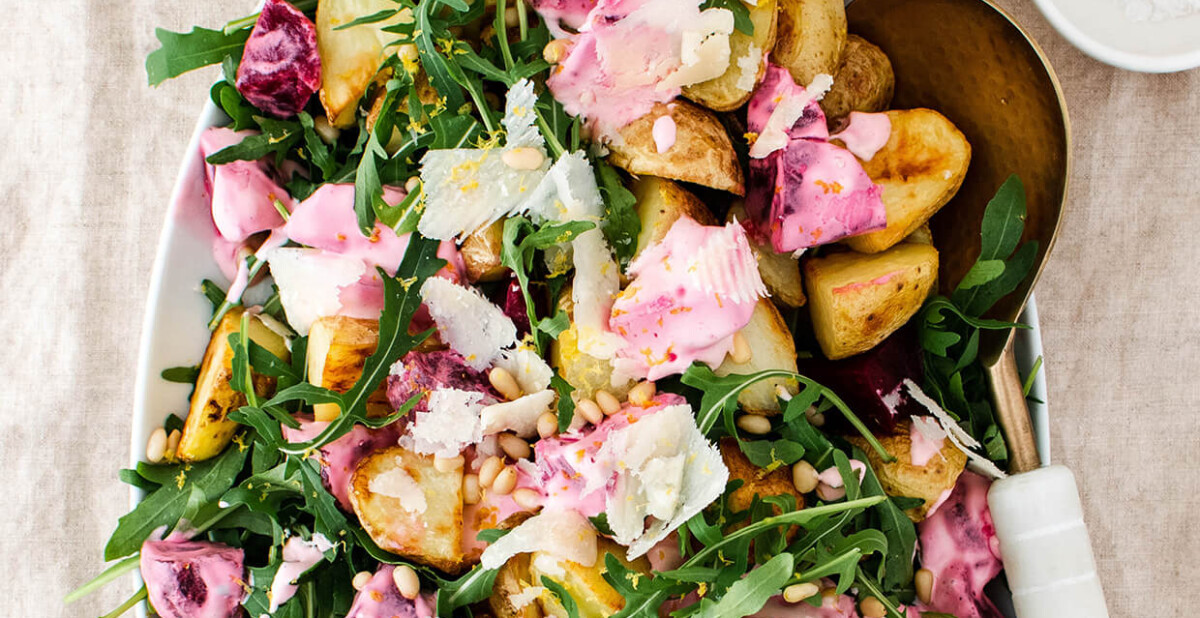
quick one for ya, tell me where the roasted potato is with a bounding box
[682,0,778,111]
[350,446,468,573]
[306,316,392,421]
[550,287,636,401]
[176,309,289,462]
[714,299,800,414]
[804,243,938,360]
[821,35,895,124]
[726,203,806,308]
[317,0,407,127]
[461,219,508,283]
[490,554,544,618]
[841,109,971,254]
[906,223,933,246]
[719,438,804,514]
[773,0,847,86]
[531,539,651,618]
[848,420,967,522]
[608,100,745,195]
[632,176,716,261]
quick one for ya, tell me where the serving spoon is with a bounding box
[844,0,1107,615]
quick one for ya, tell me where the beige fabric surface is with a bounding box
[1,1,1195,616]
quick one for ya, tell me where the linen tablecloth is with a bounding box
[2,1,1195,616]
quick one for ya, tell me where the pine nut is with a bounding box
[860,596,887,618]
[434,454,464,473]
[512,487,542,510]
[737,414,772,435]
[501,147,546,171]
[492,466,518,495]
[504,7,520,24]
[463,474,481,505]
[782,582,819,603]
[498,433,532,460]
[628,381,656,407]
[537,411,559,439]
[145,428,167,464]
[478,456,504,489]
[730,332,752,364]
[398,44,419,63]
[805,406,825,427]
[577,398,603,425]
[405,176,421,193]
[165,429,181,461]
[595,390,621,416]
[792,461,819,494]
[915,568,934,605]
[393,564,420,600]
[352,570,373,591]
[489,367,523,401]
[543,39,571,64]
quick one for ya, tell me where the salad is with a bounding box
[70,0,1043,617]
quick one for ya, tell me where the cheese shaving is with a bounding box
[480,508,598,570]
[405,388,486,457]
[503,79,544,150]
[420,277,518,370]
[748,73,835,159]
[367,460,427,513]
[683,219,769,305]
[494,347,554,393]
[660,9,735,89]
[507,587,546,610]
[417,148,547,240]
[266,247,366,335]
[480,389,557,437]
[734,44,762,92]
[903,379,1007,480]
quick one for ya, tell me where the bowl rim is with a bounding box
[1031,0,1200,73]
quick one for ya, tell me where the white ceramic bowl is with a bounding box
[128,99,1053,615]
[1032,0,1200,72]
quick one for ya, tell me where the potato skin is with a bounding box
[461,219,508,283]
[726,203,805,308]
[682,0,778,111]
[177,309,288,462]
[349,446,468,573]
[804,244,938,360]
[821,35,895,124]
[317,0,405,127]
[848,420,967,522]
[532,539,651,618]
[719,438,804,514]
[841,109,971,254]
[714,299,800,414]
[490,554,544,618]
[608,101,745,195]
[632,176,716,261]
[773,0,847,86]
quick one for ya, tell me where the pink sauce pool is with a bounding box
[530,0,598,34]
[282,418,405,511]
[908,416,947,467]
[268,534,332,611]
[461,455,540,559]
[199,127,290,243]
[140,539,245,618]
[609,217,763,381]
[917,471,1004,618]
[346,565,431,618]
[831,111,892,162]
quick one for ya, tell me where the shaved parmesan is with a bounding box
[417,148,547,241]
[406,388,485,457]
[504,79,544,150]
[507,587,546,610]
[367,460,427,513]
[420,278,518,370]
[748,73,835,159]
[903,379,1007,480]
[267,247,365,335]
[480,509,598,570]
[684,219,769,304]
[494,347,554,393]
[660,9,735,89]
[735,44,762,92]
[480,389,557,437]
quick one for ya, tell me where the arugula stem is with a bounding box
[63,554,141,604]
[495,0,516,71]
[516,0,529,40]
[466,83,497,134]
[99,585,148,618]
[223,0,318,34]
[534,109,566,158]
[208,254,268,331]
[813,382,896,463]
[855,566,905,618]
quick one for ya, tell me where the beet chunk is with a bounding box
[503,278,532,336]
[140,539,244,618]
[796,326,924,433]
[386,349,498,413]
[235,0,321,118]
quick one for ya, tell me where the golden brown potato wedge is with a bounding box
[726,203,806,308]
[773,0,847,86]
[848,420,967,522]
[350,446,468,572]
[461,219,508,283]
[532,539,651,618]
[305,316,392,421]
[682,0,779,111]
[821,35,895,124]
[608,101,745,195]
[804,243,938,360]
[550,287,635,401]
[719,438,805,514]
[714,299,800,414]
[906,223,933,246]
[841,109,971,254]
[632,176,716,261]
[490,554,544,618]
[176,309,289,462]
[317,0,407,127]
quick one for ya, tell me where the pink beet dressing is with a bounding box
[282,418,405,511]
[917,471,1005,618]
[199,127,291,244]
[652,114,677,153]
[908,417,947,467]
[140,539,245,618]
[831,111,892,162]
[346,565,433,618]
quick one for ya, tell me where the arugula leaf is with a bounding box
[160,365,199,384]
[852,447,917,591]
[104,442,248,560]
[541,577,582,618]
[950,174,1038,317]
[739,439,805,469]
[501,216,597,349]
[593,158,640,267]
[698,553,792,617]
[435,565,501,614]
[146,26,250,86]
[206,116,302,167]
[552,372,576,432]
